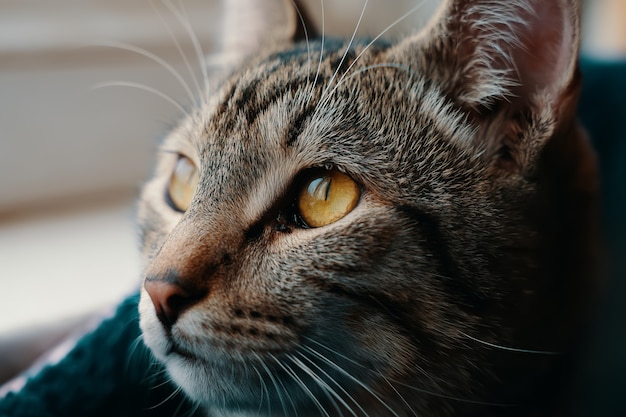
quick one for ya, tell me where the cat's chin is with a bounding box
[165,353,261,408]
[155,344,329,414]
[142,327,270,409]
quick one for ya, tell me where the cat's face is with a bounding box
[138,0,597,415]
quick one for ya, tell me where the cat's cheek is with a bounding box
[350,313,416,377]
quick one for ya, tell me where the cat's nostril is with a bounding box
[222,253,233,266]
[144,277,205,327]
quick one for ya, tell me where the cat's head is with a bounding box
[138,0,598,415]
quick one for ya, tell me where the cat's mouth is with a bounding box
[166,341,196,360]
[160,324,302,365]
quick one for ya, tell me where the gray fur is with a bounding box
[138,0,598,416]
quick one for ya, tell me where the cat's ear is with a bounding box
[414,0,580,109]
[394,0,582,172]
[220,0,314,62]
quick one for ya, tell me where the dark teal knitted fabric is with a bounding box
[0,294,198,417]
[0,58,623,417]
[575,58,626,417]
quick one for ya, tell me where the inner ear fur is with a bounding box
[418,0,580,108]
[393,0,583,174]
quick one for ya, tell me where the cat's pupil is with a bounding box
[309,177,332,201]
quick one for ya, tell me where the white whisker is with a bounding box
[126,334,148,369]
[251,364,270,416]
[295,350,367,417]
[288,353,350,417]
[257,354,284,417]
[150,0,203,101]
[92,40,197,108]
[320,63,413,108]
[315,1,426,112]
[301,344,401,417]
[305,337,515,408]
[170,387,189,417]
[460,332,562,355]
[276,359,301,417]
[141,371,163,387]
[91,81,188,116]
[149,371,179,390]
[270,353,332,417]
[126,335,160,387]
[319,0,369,104]
[147,385,183,410]
[291,0,313,111]
[390,379,518,408]
[160,0,210,103]
[380,374,420,417]
[141,361,170,385]
[307,0,326,107]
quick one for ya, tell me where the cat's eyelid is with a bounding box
[159,148,193,159]
[308,163,355,180]
[158,148,188,162]
[159,132,200,161]
[159,147,201,169]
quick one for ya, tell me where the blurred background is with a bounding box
[0,0,624,411]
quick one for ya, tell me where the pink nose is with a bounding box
[144,278,205,327]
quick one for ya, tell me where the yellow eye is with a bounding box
[298,170,360,228]
[168,156,198,212]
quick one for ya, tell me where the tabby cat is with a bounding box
[138,0,598,416]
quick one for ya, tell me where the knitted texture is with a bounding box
[0,293,198,417]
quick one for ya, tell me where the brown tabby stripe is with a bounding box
[285,108,312,147]
[213,44,380,137]
[396,205,489,311]
[212,75,318,134]
[303,272,446,359]
[240,76,321,126]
